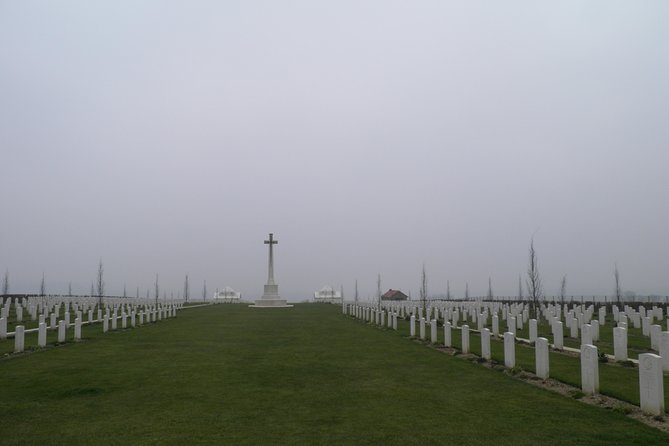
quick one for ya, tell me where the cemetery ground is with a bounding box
[1,305,668,445]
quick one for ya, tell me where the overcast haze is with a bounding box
[1,1,668,301]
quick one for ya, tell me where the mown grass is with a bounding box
[0,304,667,445]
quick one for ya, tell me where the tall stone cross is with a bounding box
[264,233,278,285]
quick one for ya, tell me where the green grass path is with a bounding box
[1,304,667,445]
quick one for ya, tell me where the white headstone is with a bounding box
[581,324,593,346]
[659,331,669,372]
[74,317,81,340]
[529,319,537,343]
[508,316,516,336]
[535,337,549,379]
[613,327,628,362]
[14,325,25,352]
[650,324,661,351]
[590,320,599,342]
[419,317,426,340]
[553,321,564,349]
[580,344,599,394]
[444,322,452,347]
[410,315,416,337]
[0,317,6,340]
[58,320,66,343]
[492,314,499,337]
[461,324,470,353]
[504,332,515,368]
[481,328,491,360]
[638,353,665,416]
[38,322,47,347]
[103,315,109,332]
[598,307,606,325]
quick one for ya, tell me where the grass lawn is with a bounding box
[1,304,668,445]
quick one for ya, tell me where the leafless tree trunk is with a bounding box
[90,281,95,297]
[2,269,9,295]
[376,273,381,309]
[40,272,46,296]
[136,286,139,299]
[560,275,567,307]
[526,238,543,319]
[614,264,622,304]
[123,284,127,298]
[419,264,428,315]
[96,260,104,307]
[183,274,189,302]
[340,284,344,301]
[354,279,358,303]
[68,281,72,296]
[465,282,469,300]
[446,280,451,300]
[202,280,207,300]
[154,274,159,306]
[487,277,493,300]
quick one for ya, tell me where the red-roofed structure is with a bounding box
[381,289,408,301]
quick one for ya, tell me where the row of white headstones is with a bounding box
[343,301,667,417]
[1,297,185,352]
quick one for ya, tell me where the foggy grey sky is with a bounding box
[1,1,668,301]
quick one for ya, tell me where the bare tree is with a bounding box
[136,286,139,299]
[184,274,189,302]
[40,272,46,296]
[96,260,104,306]
[419,264,428,315]
[517,275,523,301]
[376,273,381,309]
[154,274,159,306]
[202,280,207,300]
[560,275,567,307]
[90,281,95,297]
[614,263,622,304]
[2,269,9,295]
[340,284,344,301]
[68,281,72,296]
[526,238,543,319]
[465,282,469,300]
[123,283,127,298]
[487,277,493,300]
[354,279,358,303]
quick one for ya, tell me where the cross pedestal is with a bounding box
[250,233,292,308]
